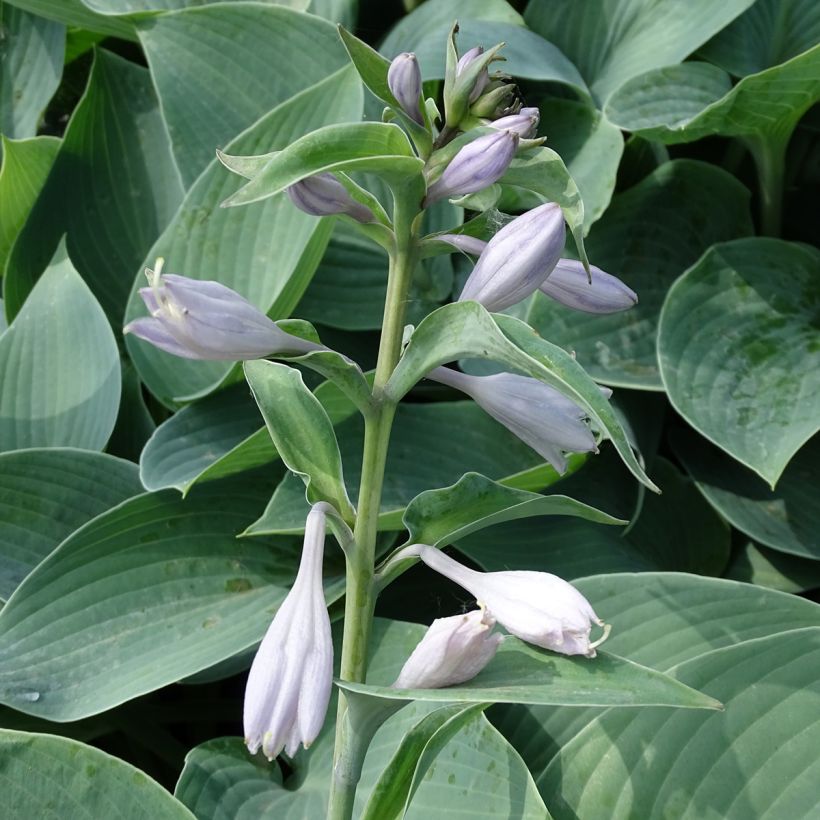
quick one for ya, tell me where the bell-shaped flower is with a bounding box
[244,503,334,760]
[428,367,596,473]
[458,202,565,311]
[490,106,540,138]
[540,258,638,314]
[392,609,503,690]
[388,52,424,125]
[286,173,375,223]
[411,545,610,658]
[124,260,321,361]
[424,130,518,207]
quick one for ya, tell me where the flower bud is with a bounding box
[286,173,374,223]
[437,234,488,256]
[457,46,490,103]
[470,82,518,119]
[244,504,334,759]
[424,130,518,206]
[540,259,638,314]
[124,260,321,361]
[387,52,424,125]
[412,545,611,658]
[491,106,539,138]
[458,202,565,311]
[392,609,502,690]
[428,367,596,473]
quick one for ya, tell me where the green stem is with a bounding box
[746,134,787,237]
[326,196,419,820]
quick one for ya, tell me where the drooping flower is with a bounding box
[244,503,334,760]
[387,52,424,125]
[457,202,565,311]
[428,366,596,473]
[286,173,375,223]
[424,130,519,206]
[392,609,502,689]
[411,545,610,658]
[490,106,540,138]
[124,260,321,360]
[540,259,638,314]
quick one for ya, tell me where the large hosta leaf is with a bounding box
[4,49,183,324]
[540,628,820,819]
[724,541,820,594]
[658,238,820,486]
[137,3,350,186]
[0,448,142,601]
[0,471,346,721]
[2,0,135,39]
[0,242,120,453]
[526,159,753,390]
[0,5,63,139]
[0,729,194,819]
[524,0,755,103]
[124,66,362,404]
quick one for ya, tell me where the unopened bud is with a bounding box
[457,46,490,103]
[425,130,518,206]
[470,82,518,119]
[387,52,424,125]
[437,234,488,255]
[540,259,638,313]
[491,107,539,138]
[286,173,374,223]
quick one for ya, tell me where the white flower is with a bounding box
[244,504,333,760]
[393,609,502,689]
[412,546,610,658]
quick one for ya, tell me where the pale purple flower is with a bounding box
[458,202,565,311]
[437,234,489,256]
[491,107,539,138]
[541,259,638,314]
[244,504,333,760]
[124,260,320,360]
[388,52,423,125]
[457,46,490,103]
[411,545,611,658]
[286,173,374,223]
[424,130,519,206]
[393,609,502,689]
[428,367,596,473]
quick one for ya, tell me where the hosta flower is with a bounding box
[412,545,610,658]
[286,173,375,223]
[540,259,638,314]
[490,106,540,138]
[244,504,333,760]
[436,233,488,256]
[458,202,565,311]
[457,46,490,103]
[424,130,518,206]
[429,367,596,473]
[393,609,502,689]
[387,52,423,125]
[124,260,320,360]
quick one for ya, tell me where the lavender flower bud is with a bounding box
[387,52,424,125]
[392,609,502,690]
[470,82,517,119]
[124,260,321,361]
[286,173,374,223]
[412,545,611,658]
[244,504,334,759]
[540,259,638,314]
[457,46,490,103]
[425,130,518,207]
[437,234,489,256]
[491,107,540,138]
[428,367,596,473]
[458,202,565,311]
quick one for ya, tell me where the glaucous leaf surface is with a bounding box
[0,448,142,601]
[0,242,120,452]
[4,49,183,324]
[672,427,820,559]
[0,729,195,819]
[724,541,820,593]
[1,0,135,38]
[124,66,362,404]
[539,629,820,819]
[0,135,60,273]
[137,3,350,186]
[84,0,310,13]
[494,573,820,784]
[526,159,753,389]
[524,0,756,103]
[699,0,820,76]
[0,5,63,139]
[0,471,346,721]
[658,238,820,486]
